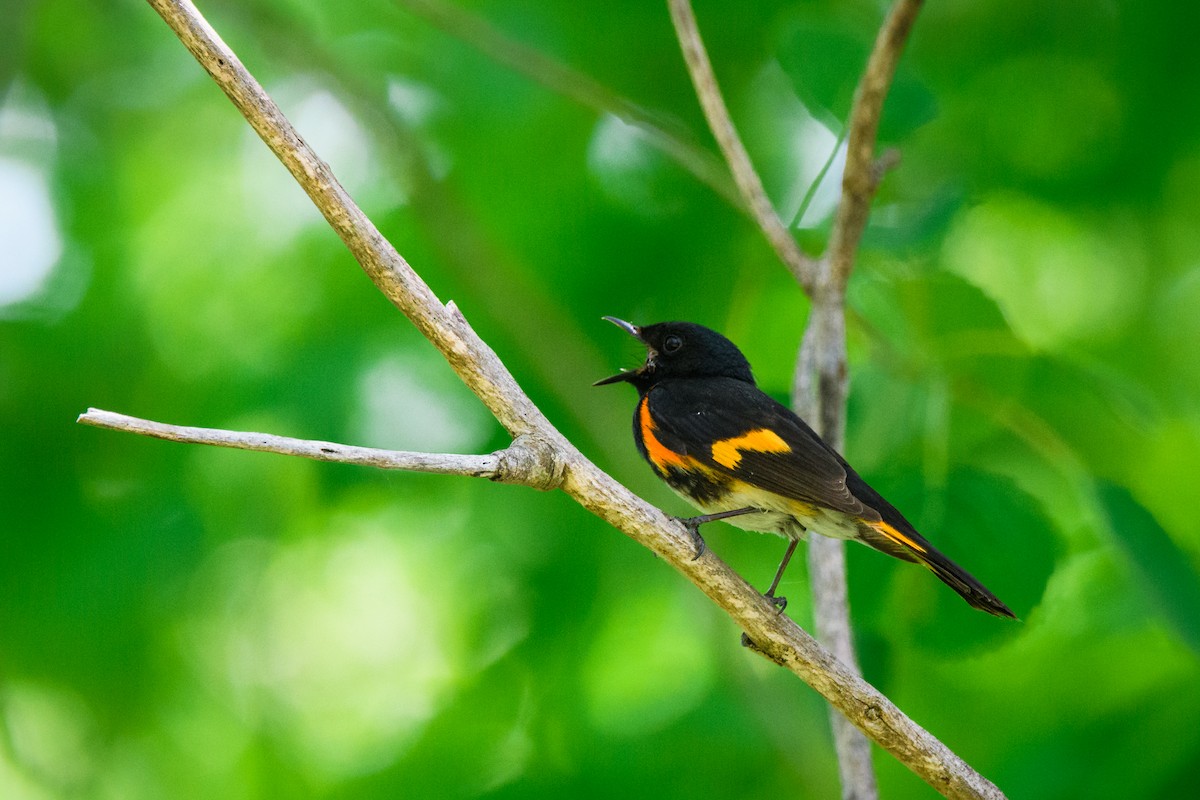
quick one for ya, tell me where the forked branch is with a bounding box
[77,408,565,488]
[666,1,927,798]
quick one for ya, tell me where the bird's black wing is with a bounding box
[645,378,877,520]
[645,378,1016,617]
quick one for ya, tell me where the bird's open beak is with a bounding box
[593,316,645,386]
[601,316,641,339]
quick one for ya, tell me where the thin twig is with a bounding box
[124,3,1004,797]
[77,408,503,478]
[665,0,819,293]
[239,9,629,468]
[791,125,847,229]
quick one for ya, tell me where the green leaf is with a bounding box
[877,72,938,142]
[1097,482,1200,654]
[862,186,965,251]
[777,15,936,139]
[855,468,1060,655]
[776,18,866,124]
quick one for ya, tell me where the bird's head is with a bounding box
[593,317,755,391]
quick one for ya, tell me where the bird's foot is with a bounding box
[764,592,788,613]
[676,507,760,561]
[676,517,708,561]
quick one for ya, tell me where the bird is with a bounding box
[595,317,1015,618]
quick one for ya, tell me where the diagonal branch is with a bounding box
[115,2,1005,798]
[666,0,819,293]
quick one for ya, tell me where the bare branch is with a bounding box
[794,2,924,796]
[796,294,878,800]
[809,538,875,798]
[828,0,924,288]
[77,408,503,478]
[126,3,1004,797]
[795,293,850,449]
[871,147,903,189]
[665,0,819,293]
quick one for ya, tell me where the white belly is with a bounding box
[673,484,863,542]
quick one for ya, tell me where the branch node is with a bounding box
[740,632,788,666]
[496,433,565,491]
[870,148,902,190]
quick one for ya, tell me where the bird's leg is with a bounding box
[740,537,803,650]
[763,538,800,611]
[676,506,761,561]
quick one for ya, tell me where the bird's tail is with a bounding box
[917,546,1017,618]
[866,520,1017,619]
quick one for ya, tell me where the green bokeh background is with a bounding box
[3,0,1199,797]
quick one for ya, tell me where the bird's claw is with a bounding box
[676,507,760,561]
[681,519,707,561]
[764,592,788,613]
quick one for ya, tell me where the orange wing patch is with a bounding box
[710,428,790,469]
[639,398,690,471]
[873,520,927,554]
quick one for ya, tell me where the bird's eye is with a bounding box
[663,335,683,353]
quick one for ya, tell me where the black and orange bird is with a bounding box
[595,317,1015,618]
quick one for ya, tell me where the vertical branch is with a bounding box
[668,0,924,796]
[798,2,924,796]
[795,286,849,448]
[795,289,875,800]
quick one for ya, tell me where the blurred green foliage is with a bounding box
[3,0,1199,797]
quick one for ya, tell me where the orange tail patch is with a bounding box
[873,520,927,554]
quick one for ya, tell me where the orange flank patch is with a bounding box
[710,428,790,469]
[875,520,927,554]
[638,398,690,471]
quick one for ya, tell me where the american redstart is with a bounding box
[595,317,1015,618]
